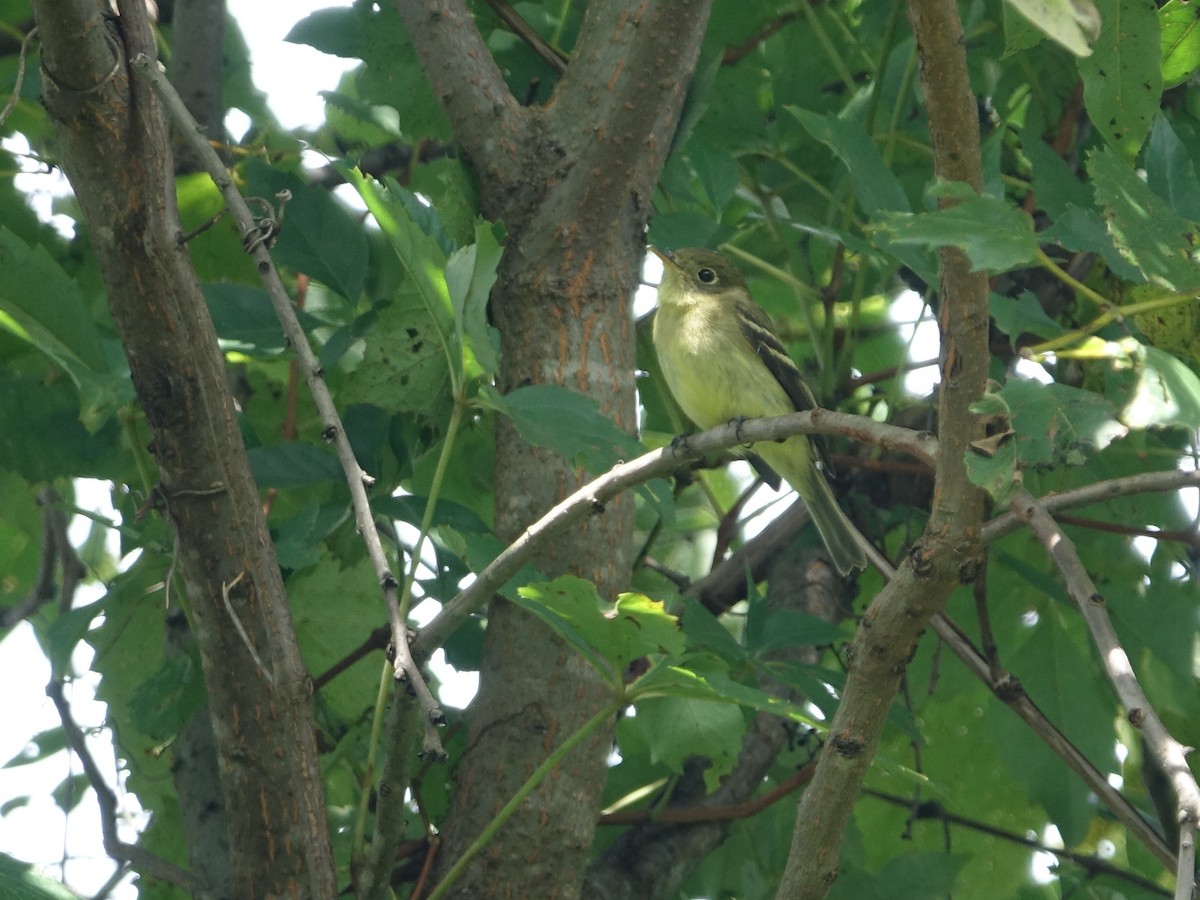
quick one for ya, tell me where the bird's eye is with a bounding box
[697,267,717,284]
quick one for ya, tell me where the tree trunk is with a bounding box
[31,2,335,896]
[392,0,712,894]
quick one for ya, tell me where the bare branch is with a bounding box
[0,488,85,630]
[416,410,933,656]
[128,53,446,743]
[1012,486,1200,896]
[48,678,210,897]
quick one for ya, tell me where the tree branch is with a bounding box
[779,0,991,886]
[0,488,85,631]
[1012,487,1200,895]
[48,678,209,898]
[31,0,338,892]
[415,411,934,656]
[390,0,529,185]
[128,52,446,746]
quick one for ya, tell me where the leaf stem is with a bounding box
[425,698,622,900]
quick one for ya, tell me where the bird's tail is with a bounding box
[760,438,866,576]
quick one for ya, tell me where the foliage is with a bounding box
[2,0,1200,897]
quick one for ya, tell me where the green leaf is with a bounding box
[340,289,455,420]
[0,228,132,429]
[128,654,207,740]
[285,6,363,58]
[202,283,322,356]
[486,384,644,472]
[515,576,683,677]
[373,495,490,533]
[248,443,344,488]
[989,292,1067,345]
[1077,0,1163,157]
[788,108,911,215]
[0,852,85,899]
[679,598,747,664]
[51,773,90,814]
[1039,206,1142,281]
[1023,133,1092,219]
[3,728,68,769]
[1002,0,1101,55]
[748,610,849,653]
[445,220,502,378]
[244,160,369,302]
[354,1,451,141]
[967,378,1128,499]
[341,166,459,384]
[1089,146,1200,290]
[1118,346,1200,428]
[1145,115,1200,222]
[875,187,1038,273]
[1160,0,1200,88]
[625,694,744,790]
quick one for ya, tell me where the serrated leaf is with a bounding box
[1040,206,1143,282]
[0,228,132,429]
[1160,0,1200,88]
[244,161,368,302]
[340,289,454,419]
[487,384,644,472]
[1023,135,1092,218]
[875,190,1038,273]
[515,576,682,678]
[1089,146,1200,290]
[1077,0,1163,157]
[1003,0,1101,55]
[627,694,744,790]
[341,166,460,396]
[788,108,911,215]
[445,220,502,378]
[1007,379,1123,464]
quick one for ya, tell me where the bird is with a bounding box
[650,246,866,575]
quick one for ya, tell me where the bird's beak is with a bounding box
[648,246,677,270]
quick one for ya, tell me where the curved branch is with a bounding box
[415,410,932,656]
[49,678,210,898]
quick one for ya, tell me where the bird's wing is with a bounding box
[735,300,819,413]
[736,299,836,475]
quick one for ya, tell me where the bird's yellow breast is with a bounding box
[653,293,795,430]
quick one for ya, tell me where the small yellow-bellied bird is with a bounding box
[650,247,866,575]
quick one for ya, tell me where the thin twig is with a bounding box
[129,53,445,748]
[47,679,209,897]
[857,541,1177,870]
[220,572,273,684]
[414,410,937,657]
[1012,486,1200,892]
[864,789,1171,896]
[0,26,37,127]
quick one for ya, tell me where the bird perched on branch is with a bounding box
[650,246,866,575]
